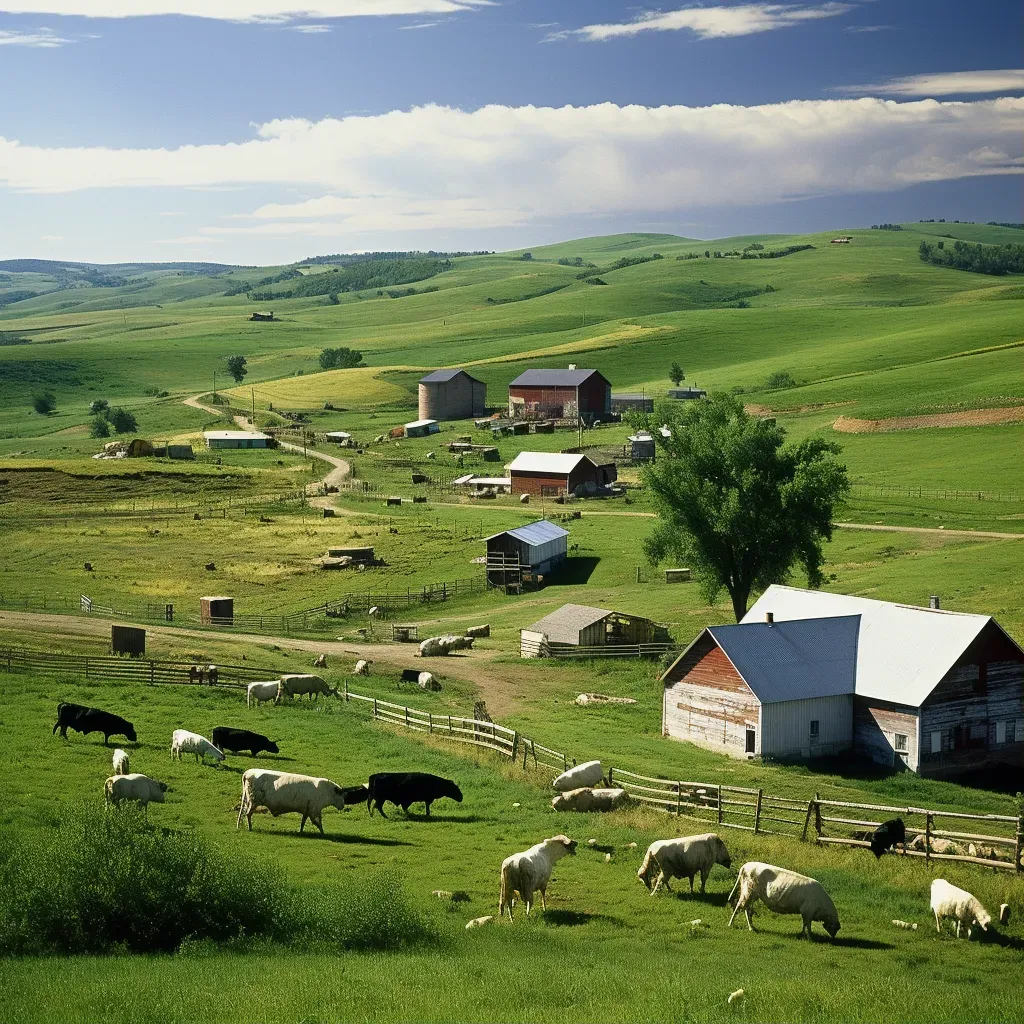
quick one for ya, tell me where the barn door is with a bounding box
[745,729,756,754]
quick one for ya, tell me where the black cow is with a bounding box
[53,702,137,745]
[869,817,906,858]
[366,771,463,818]
[211,727,279,757]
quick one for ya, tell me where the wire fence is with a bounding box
[850,483,1024,504]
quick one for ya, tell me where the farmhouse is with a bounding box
[662,584,1024,778]
[419,369,487,421]
[507,451,612,497]
[485,519,568,586]
[522,603,662,657]
[508,368,611,422]
[204,430,271,450]
[661,616,859,761]
[404,418,440,438]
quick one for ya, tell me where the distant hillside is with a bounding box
[0,259,237,275]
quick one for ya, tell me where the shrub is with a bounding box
[319,347,363,370]
[0,808,434,955]
[89,398,109,414]
[32,391,56,415]
[89,416,111,438]
[109,407,138,434]
[764,370,797,390]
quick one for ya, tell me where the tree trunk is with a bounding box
[729,585,750,623]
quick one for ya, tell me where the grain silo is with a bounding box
[418,369,486,421]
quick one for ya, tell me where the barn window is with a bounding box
[745,729,756,754]
[894,733,909,753]
[540,485,560,497]
[996,721,1007,744]
[1017,720,1024,743]
[809,720,820,739]
[930,731,942,754]
[968,723,988,748]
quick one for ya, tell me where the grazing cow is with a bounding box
[366,772,463,818]
[499,835,577,921]
[112,748,130,776]
[277,674,338,701]
[211,727,279,757]
[931,879,991,939]
[353,660,371,676]
[236,769,367,834]
[728,862,840,940]
[552,760,603,792]
[638,834,732,895]
[170,729,225,764]
[869,818,906,858]
[418,672,440,691]
[104,773,167,812]
[551,788,629,813]
[313,653,327,668]
[247,680,281,708]
[53,702,137,745]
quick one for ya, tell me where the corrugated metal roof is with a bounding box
[706,616,860,704]
[203,430,269,440]
[404,419,438,429]
[510,369,603,388]
[743,585,993,706]
[525,603,612,645]
[508,451,593,475]
[504,519,570,546]
[420,369,478,384]
[325,431,351,439]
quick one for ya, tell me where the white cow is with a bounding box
[551,788,629,813]
[728,862,840,939]
[236,769,363,834]
[353,660,372,676]
[418,671,440,691]
[552,760,603,792]
[931,879,992,939]
[498,834,577,921]
[170,729,225,764]
[111,748,130,776]
[277,674,338,701]
[247,680,282,708]
[637,834,732,895]
[105,773,167,812]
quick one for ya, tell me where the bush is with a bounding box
[89,398,109,414]
[319,347,363,370]
[764,370,797,390]
[32,391,56,415]
[89,416,111,438]
[0,808,434,955]
[109,407,138,434]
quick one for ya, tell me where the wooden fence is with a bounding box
[520,637,678,660]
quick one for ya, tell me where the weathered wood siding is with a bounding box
[855,697,919,771]
[760,696,854,761]
[419,373,485,420]
[663,639,761,758]
[917,622,1024,776]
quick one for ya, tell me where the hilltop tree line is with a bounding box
[243,258,449,302]
[302,250,491,265]
[871,224,903,231]
[919,239,1024,276]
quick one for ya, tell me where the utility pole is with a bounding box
[251,388,256,430]
[213,370,217,401]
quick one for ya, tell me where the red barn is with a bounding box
[508,369,611,422]
[507,451,602,497]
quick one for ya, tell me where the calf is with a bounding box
[53,702,137,745]
[170,729,225,764]
[212,727,279,757]
[499,835,577,920]
[869,818,906,858]
[112,748,130,776]
[366,771,463,818]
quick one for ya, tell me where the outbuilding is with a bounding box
[667,387,707,400]
[508,368,611,422]
[661,616,859,760]
[507,451,602,497]
[521,603,662,657]
[628,432,656,462]
[611,393,654,414]
[404,418,440,438]
[485,519,568,586]
[419,369,487,421]
[204,430,271,450]
[325,431,352,444]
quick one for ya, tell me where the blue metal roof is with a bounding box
[419,368,479,384]
[509,369,605,388]
[706,615,860,704]
[487,519,569,548]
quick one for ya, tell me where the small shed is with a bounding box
[200,596,234,625]
[418,369,487,421]
[612,393,654,414]
[204,430,271,450]
[521,603,659,657]
[404,419,440,438]
[111,624,146,657]
[249,311,275,321]
[325,431,352,444]
[485,519,568,586]
[661,616,859,761]
[507,451,601,498]
[667,387,707,401]
[628,432,656,462]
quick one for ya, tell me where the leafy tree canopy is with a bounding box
[109,407,138,434]
[226,355,248,383]
[318,347,364,371]
[643,393,849,620]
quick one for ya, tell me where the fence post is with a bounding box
[676,782,682,818]
[85,657,89,679]
[814,793,822,838]
[428,713,433,736]
[754,788,763,834]
[373,698,378,720]
[150,662,155,686]
[925,813,932,866]
[717,784,723,825]
[511,731,519,762]
[1015,815,1023,873]
[344,680,349,701]
[801,798,815,842]
[404,706,409,728]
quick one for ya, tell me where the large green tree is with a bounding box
[643,393,849,621]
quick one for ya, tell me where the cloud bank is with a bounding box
[2,98,1021,238]
[551,2,852,43]
[0,26,72,45]
[839,69,1024,97]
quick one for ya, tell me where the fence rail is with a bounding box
[520,638,678,660]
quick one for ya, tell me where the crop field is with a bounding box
[1,223,1023,1021]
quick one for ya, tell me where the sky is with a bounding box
[0,0,1021,264]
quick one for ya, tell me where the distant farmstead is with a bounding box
[418,369,486,421]
[204,430,271,450]
[507,451,615,498]
[667,387,707,401]
[508,368,611,422]
[404,418,440,438]
[521,603,665,657]
[249,311,275,321]
[485,519,568,587]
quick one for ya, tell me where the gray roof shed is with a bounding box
[525,604,611,645]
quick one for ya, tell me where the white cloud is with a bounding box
[40,233,64,240]
[0,26,72,45]
[1,99,1021,239]
[287,22,331,32]
[845,24,891,34]
[0,1,491,20]
[398,20,441,29]
[549,2,852,43]
[839,69,1024,97]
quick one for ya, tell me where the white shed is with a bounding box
[204,430,271,450]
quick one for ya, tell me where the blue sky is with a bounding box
[0,0,1021,263]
